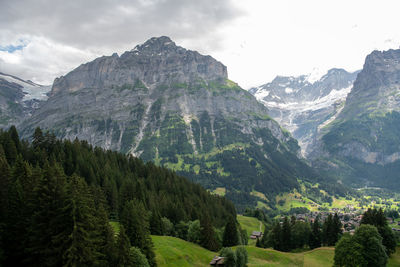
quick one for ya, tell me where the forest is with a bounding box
[0,126,237,266]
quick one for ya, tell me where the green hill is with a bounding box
[237,215,264,234]
[152,235,400,266]
[152,235,331,266]
[152,235,215,267]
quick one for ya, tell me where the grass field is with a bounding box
[237,215,263,234]
[152,234,400,266]
[237,215,264,246]
[152,235,215,267]
[118,220,400,266]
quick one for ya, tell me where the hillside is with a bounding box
[152,235,333,267]
[0,126,237,266]
[19,36,322,210]
[152,235,400,266]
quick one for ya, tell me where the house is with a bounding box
[210,256,225,266]
[250,231,263,239]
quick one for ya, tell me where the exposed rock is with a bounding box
[19,36,319,208]
[249,68,359,155]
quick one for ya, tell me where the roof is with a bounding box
[210,256,225,265]
[252,231,262,236]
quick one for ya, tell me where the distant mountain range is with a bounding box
[0,36,326,210]
[5,37,400,204]
[249,68,359,156]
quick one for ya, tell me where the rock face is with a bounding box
[0,72,50,128]
[20,36,319,209]
[312,49,400,189]
[249,69,358,155]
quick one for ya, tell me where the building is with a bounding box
[210,256,225,266]
[250,231,263,239]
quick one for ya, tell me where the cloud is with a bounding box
[0,0,241,51]
[0,0,242,83]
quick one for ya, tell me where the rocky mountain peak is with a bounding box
[50,36,227,96]
[339,48,400,119]
[132,36,177,54]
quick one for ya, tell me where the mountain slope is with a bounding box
[20,36,321,209]
[312,49,400,189]
[249,69,358,155]
[0,72,50,127]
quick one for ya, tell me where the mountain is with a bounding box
[249,69,359,155]
[19,36,322,209]
[0,72,50,127]
[311,49,400,189]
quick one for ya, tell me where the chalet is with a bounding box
[250,231,263,239]
[210,256,225,266]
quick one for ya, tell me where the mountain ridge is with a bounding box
[17,36,326,210]
[249,68,359,155]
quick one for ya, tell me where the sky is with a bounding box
[1,0,400,88]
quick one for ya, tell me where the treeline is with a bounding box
[0,127,237,266]
[257,213,342,252]
[334,208,397,267]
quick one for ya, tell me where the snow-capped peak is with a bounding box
[305,67,327,84]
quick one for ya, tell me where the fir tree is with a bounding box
[309,217,322,249]
[120,200,156,267]
[200,213,220,251]
[116,225,132,267]
[63,175,97,267]
[27,163,69,267]
[281,217,292,251]
[222,216,239,247]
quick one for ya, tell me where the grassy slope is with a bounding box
[114,221,400,266]
[151,235,400,267]
[152,235,215,267]
[237,215,264,246]
[237,215,263,234]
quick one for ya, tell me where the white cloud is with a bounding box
[1,0,400,88]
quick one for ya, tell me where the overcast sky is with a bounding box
[1,0,400,88]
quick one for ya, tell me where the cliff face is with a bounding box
[20,36,319,209]
[311,49,400,189]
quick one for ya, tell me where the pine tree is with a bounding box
[281,217,292,251]
[63,175,97,266]
[149,210,163,235]
[116,225,132,267]
[268,222,282,250]
[222,216,239,247]
[322,214,333,246]
[120,200,156,267]
[331,213,342,245]
[0,146,10,265]
[26,163,69,266]
[200,213,220,251]
[309,217,322,249]
[3,156,34,265]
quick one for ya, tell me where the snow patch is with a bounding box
[305,68,327,84]
[262,85,352,113]
[285,87,294,94]
[0,73,50,101]
[255,90,270,99]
